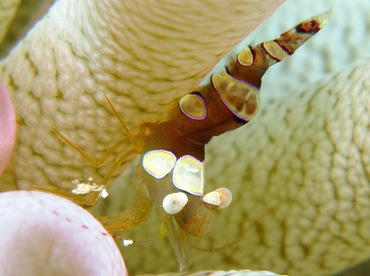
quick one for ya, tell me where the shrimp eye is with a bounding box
[163,192,188,214]
[179,94,207,120]
[172,155,204,196]
[142,150,176,179]
[203,187,232,210]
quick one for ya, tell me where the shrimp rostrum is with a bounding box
[53,12,329,270]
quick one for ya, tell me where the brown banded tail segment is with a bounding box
[214,11,330,121]
[149,11,330,159]
[212,71,260,121]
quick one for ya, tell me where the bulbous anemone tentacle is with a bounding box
[0,191,127,275]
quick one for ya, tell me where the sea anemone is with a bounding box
[0,0,369,275]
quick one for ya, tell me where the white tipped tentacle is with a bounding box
[203,188,232,209]
[203,191,221,207]
[163,192,189,215]
[216,188,232,209]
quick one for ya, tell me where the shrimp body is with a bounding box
[132,12,329,269]
[53,12,329,270]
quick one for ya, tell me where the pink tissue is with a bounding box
[0,81,16,176]
[0,191,127,275]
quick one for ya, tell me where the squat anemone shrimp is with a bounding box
[51,12,329,270]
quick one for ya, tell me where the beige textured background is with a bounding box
[1,0,370,275]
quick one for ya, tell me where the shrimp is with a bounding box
[53,12,329,270]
